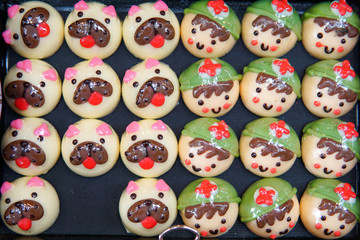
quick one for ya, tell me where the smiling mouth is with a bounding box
[263,103,273,110]
[279,229,289,235]
[192,165,201,172]
[324,46,335,54]
[209,229,219,235]
[211,107,221,114]
[323,106,332,113]
[261,43,269,51]
[324,228,334,235]
[259,165,268,172]
[196,42,204,50]
[323,168,333,174]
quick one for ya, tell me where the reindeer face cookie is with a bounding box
[119,178,177,237]
[123,1,180,60]
[64,0,122,59]
[4,59,61,117]
[61,119,119,177]
[120,120,178,177]
[0,176,60,235]
[63,57,121,118]
[2,1,64,59]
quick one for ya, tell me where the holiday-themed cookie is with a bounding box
[240,178,299,239]
[1,118,60,176]
[300,179,360,239]
[63,57,121,118]
[240,58,301,117]
[2,1,64,59]
[64,0,122,59]
[122,58,179,119]
[120,120,178,177]
[302,60,360,118]
[242,0,301,57]
[302,118,360,178]
[179,118,239,177]
[4,59,61,117]
[181,0,241,58]
[61,119,119,177]
[178,178,240,237]
[119,178,177,237]
[122,1,180,60]
[179,58,241,117]
[302,0,360,59]
[0,176,60,235]
[240,118,301,177]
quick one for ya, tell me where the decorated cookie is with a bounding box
[0,176,60,235]
[122,1,180,60]
[4,59,61,117]
[178,178,240,237]
[300,179,360,239]
[61,119,119,177]
[1,118,60,176]
[302,0,360,59]
[2,1,64,59]
[120,120,178,177]
[63,57,121,118]
[119,178,177,237]
[240,58,301,117]
[179,58,241,117]
[64,0,122,59]
[179,118,239,177]
[122,58,179,119]
[181,0,241,58]
[302,60,360,118]
[302,118,359,178]
[240,178,299,239]
[242,0,301,57]
[240,118,301,177]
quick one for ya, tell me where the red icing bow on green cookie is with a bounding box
[199,59,222,77]
[334,60,356,79]
[273,59,294,75]
[331,0,353,17]
[270,120,290,138]
[338,122,358,139]
[195,180,218,198]
[256,187,276,206]
[208,0,228,15]
[334,183,356,201]
[272,0,292,13]
[209,120,230,140]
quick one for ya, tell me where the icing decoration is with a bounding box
[16,59,32,73]
[255,187,275,206]
[272,59,294,76]
[209,120,230,140]
[128,5,141,16]
[88,92,102,105]
[272,0,292,13]
[331,0,352,17]
[80,35,96,48]
[151,93,165,106]
[270,120,290,138]
[334,60,356,80]
[89,57,104,67]
[338,122,358,140]
[8,4,20,19]
[2,30,12,45]
[11,119,23,130]
[150,34,165,48]
[155,179,170,191]
[195,180,217,198]
[123,70,137,83]
[145,58,160,69]
[207,0,228,15]
[126,121,140,133]
[34,123,51,137]
[37,22,50,38]
[27,176,45,187]
[65,125,80,138]
[15,98,29,110]
[102,5,117,18]
[65,67,78,80]
[198,59,222,77]
[75,0,89,11]
[96,123,112,136]
[334,183,356,201]
[42,69,57,81]
[154,0,169,11]
[126,180,139,194]
[1,182,12,194]
[152,120,167,131]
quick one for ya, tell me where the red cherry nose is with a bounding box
[37,22,50,37]
[141,216,157,229]
[88,92,103,105]
[80,35,96,48]
[139,157,154,170]
[15,98,29,111]
[18,218,32,231]
[83,157,96,169]
[150,34,164,48]
[151,93,165,106]
[15,157,31,168]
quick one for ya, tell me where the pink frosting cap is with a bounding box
[74,0,89,10]
[1,182,12,194]
[2,30,12,45]
[126,121,140,133]
[155,179,170,191]
[27,177,45,187]
[123,70,137,83]
[102,5,117,18]
[96,123,112,136]
[42,69,58,81]
[65,67,78,80]
[152,120,167,131]
[89,57,103,67]
[65,125,80,138]
[126,180,139,194]
[8,4,20,19]
[17,59,32,73]
[145,58,160,69]
[128,5,141,16]
[154,1,168,11]
[34,123,51,137]
[11,119,23,130]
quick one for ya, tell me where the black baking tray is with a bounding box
[0,0,359,239]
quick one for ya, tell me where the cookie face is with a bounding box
[62,57,121,118]
[64,1,122,59]
[122,1,180,60]
[122,58,179,119]
[0,176,60,235]
[119,178,177,237]
[61,119,119,177]
[2,1,64,59]
[1,118,60,176]
[120,120,178,177]
[4,59,62,117]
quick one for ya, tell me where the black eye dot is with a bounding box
[155,69,160,74]
[105,18,110,24]
[211,164,216,168]
[40,81,45,87]
[254,30,259,36]
[136,17,142,23]
[211,40,216,45]
[158,192,164,198]
[71,79,77,84]
[287,217,291,222]
[281,98,286,103]
[195,223,200,228]
[339,102,344,107]
[77,11,83,17]
[221,219,226,224]
[130,193,137,199]
[5,198,10,204]
[100,138,105,144]
[96,70,101,75]
[251,152,257,158]
[158,134,163,140]
[321,216,327,221]
[133,81,139,88]
[131,135,137,141]
[31,192,37,198]
[189,153,194,158]
[198,100,204,106]
[17,72,23,78]
[342,164,347,169]
[276,39,281,44]
[191,28,196,34]
[341,39,346,44]
[256,87,261,93]
[276,162,281,167]
[38,136,44,141]
[160,10,165,16]
[225,95,229,100]
[317,92,323,97]
[317,33,323,39]
[72,139,78,145]
[12,131,18,137]
[340,225,345,229]
[19,8,24,13]
[320,153,326,159]
[266,229,272,233]
[13,33,19,40]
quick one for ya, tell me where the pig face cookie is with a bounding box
[302,0,360,59]
[2,1,64,59]
[0,176,60,235]
[61,119,119,177]
[4,59,61,117]
[242,0,301,57]
[64,0,122,59]
[178,178,240,238]
[119,178,177,237]
[240,178,299,239]
[300,179,360,239]
[122,58,179,119]
[302,60,360,118]
[240,58,301,117]
[179,118,239,177]
[1,118,60,176]
[302,118,360,178]
[120,120,178,177]
[240,118,301,177]
[179,58,241,117]
[181,0,241,58]
[63,57,121,118]
[122,1,180,60]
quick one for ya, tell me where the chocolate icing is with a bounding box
[256,73,293,95]
[193,80,233,99]
[5,80,45,108]
[318,77,357,102]
[134,18,175,45]
[314,17,358,38]
[127,198,169,223]
[317,137,355,162]
[4,200,44,225]
[189,138,230,160]
[70,141,108,165]
[125,139,168,163]
[184,202,229,219]
[73,78,113,104]
[3,140,45,166]
[192,14,230,41]
[252,16,291,38]
[318,199,356,224]
[21,8,50,48]
[249,138,294,162]
[256,199,294,228]
[136,77,174,108]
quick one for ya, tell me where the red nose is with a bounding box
[151,93,165,106]
[83,157,96,169]
[139,157,154,170]
[15,157,31,168]
[80,35,95,48]
[141,216,157,229]
[150,34,164,48]
[88,92,103,105]
[15,98,29,111]
[37,22,50,37]
[18,218,32,231]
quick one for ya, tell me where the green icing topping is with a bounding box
[179,58,241,91]
[246,0,302,40]
[178,177,241,210]
[306,178,360,222]
[182,118,239,157]
[184,0,241,39]
[240,178,297,222]
[303,118,360,160]
[241,117,301,157]
[243,57,301,98]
